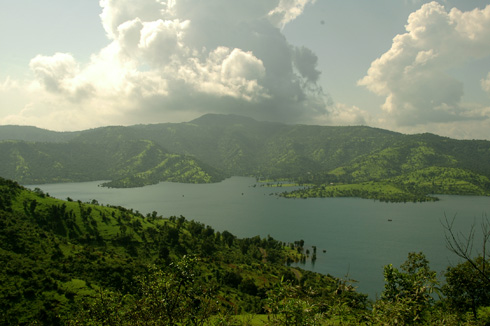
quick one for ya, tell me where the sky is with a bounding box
[1,0,490,140]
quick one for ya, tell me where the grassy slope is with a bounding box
[285,138,490,202]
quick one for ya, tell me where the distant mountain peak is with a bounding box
[189,113,262,126]
[0,125,78,142]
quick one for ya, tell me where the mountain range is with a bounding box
[1,113,490,201]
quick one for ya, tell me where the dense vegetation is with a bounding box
[1,113,490,201]
[0,177,365,324]
[0,137,224,187]
[1,177,490,325]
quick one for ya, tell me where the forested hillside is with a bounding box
[1,114,490,201]
[0,177,366,324]
[1,177,490,325]
[0,137,225,187]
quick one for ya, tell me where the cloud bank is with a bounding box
[2,0,325,130]
[359,2,490,128]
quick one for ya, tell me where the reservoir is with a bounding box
[28,176,490,298]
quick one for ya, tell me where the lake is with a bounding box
[28,176,490,298]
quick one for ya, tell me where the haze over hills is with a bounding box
[1,113,490,201]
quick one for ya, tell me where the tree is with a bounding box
[221,230,235,247]
[444,256,490,319]
[70,256,218,326]
[130,256,217,325]
[442,214,490,284]
[372,252,439,325]
[442,214,490,319]
[264,279,323,326]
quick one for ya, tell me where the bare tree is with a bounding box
[442,213,490,284]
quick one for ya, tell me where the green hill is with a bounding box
[1,114,490,201]
[0,125,79,143]
[2,177,489,325]
[0,137,225,187]
[1,177,366,324]
[283,134,490,202]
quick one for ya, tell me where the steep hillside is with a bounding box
[2,177,489,325]
[129,114,288,175]
[0,138,225,187]
[256,124,400,180]
[283,135,490,202]
[0,177,364,324]
[126,115,401,178]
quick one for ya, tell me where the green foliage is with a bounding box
[372,252,439,325]
[264,280,324,325]
[0,138,225,187]
[281,182,438,203]
[4,176,490,324]
[70,256,218,326]
[477,306,490,325]
[443,256,490,319]
[1,177,363,324]
[369,251,490,325]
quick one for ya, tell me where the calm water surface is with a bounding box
[29,177,490,298]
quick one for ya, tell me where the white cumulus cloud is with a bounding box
[178,47,267,101]
[268,0,316,29]
[358,2,490,127]
[317,103,370,126]
[29,53,95,101]
[2,0,328,131]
